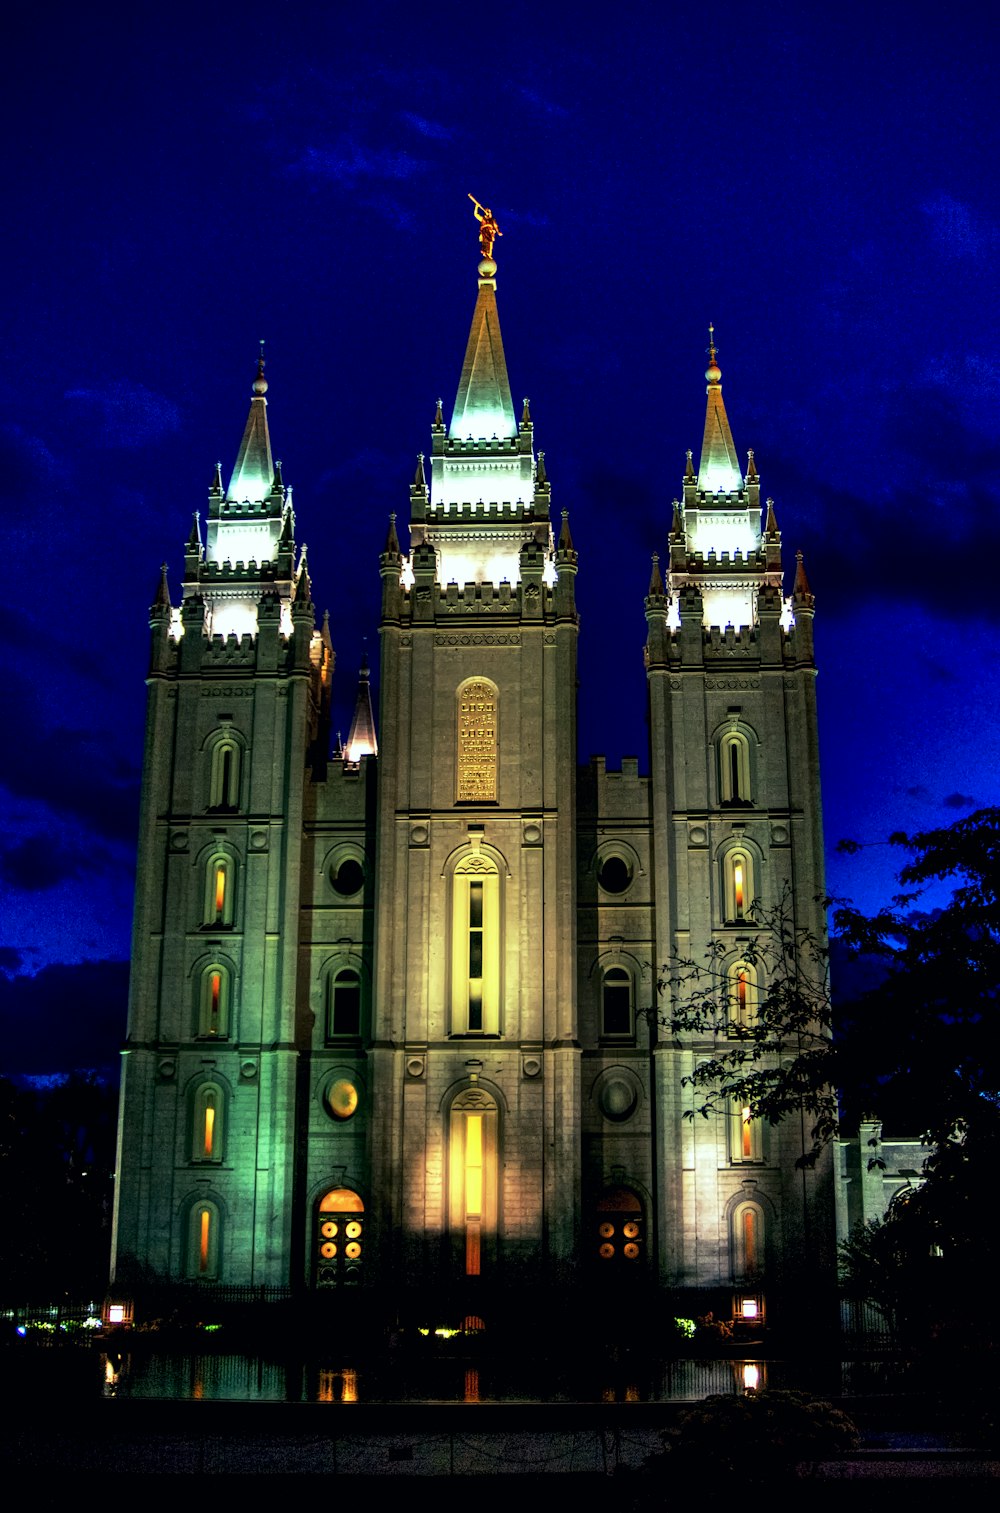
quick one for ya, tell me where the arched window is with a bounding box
[209,737,241,810]
[451,852,501,1034]
[456,677,499,803]
[594,1186,645,1267]
[203,854,235,928]
[449,1087,499,1277]
[192,1082,224,1162]
[722,847,755,923]
[197,963,231,1038]
[315,1188,364,1288]
[728,960,759,1033]
[188,1199,221,1279]
[326,967,362,1038]
[731,1102,763,1163]
[719,730,753,805]
[732,1200,765,1280]
[602,966,633,1038]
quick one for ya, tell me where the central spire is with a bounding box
[450,201,516,439]
[228,342,275,502]
[697,325,743,494]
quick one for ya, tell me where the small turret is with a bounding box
[345,653,378,764]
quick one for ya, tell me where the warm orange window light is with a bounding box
[734,861,745,913]
[214,866,226,918]
[742,1106,753,1159]
[744,1208,756,1268]
[465,1114,483,1217]
[199,1209,211,1272]
[203,1098,215,1159]
[737,971,748,1022]
[209,972,221,1032]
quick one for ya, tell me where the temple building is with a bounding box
[111,242,834,1325]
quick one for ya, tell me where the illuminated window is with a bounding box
[203,854,234,927]
[192,1082,224,1162]
[601,966,633,1038]
[209,737,241,810]
[449,1088,498,1276]
[722,848,755,923]
[325,1077,359,1122]
[728,960,759,1033]
[731,1102,763,1164]
[327,967,362,1038]
[197,963,230,1038]
[719,730,753,805]
[451,853,501,1034]
[732,1202,765,1281]
[188,1199,221,1279]
[315,1188,364,1288]
[594,1187,644,1266]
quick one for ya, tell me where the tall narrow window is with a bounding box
[731,1102,763,1163]
[451,854,501,1034]
[720,731,752,805]
[188,1200,221,1279]
[198,964,230,1038]
[209,738,241,809]
[327,967,362,1038]
[601,966,633,1037]
[192,1082,224,1162]
[728,960,758,1033]
[204,855,234,927]
[732,1201,765,1280]
[723,849,755,923]
[449,1088,498,1276]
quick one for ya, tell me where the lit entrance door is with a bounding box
[315,1188,364,1287]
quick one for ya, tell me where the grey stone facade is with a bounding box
[111,276,835,1319]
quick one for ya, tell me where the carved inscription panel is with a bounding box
[457,678,498,802]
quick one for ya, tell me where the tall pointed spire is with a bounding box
[697,325,743,493]
[450,267,516,439]
[345,653,378,763]
[228,342,275,502]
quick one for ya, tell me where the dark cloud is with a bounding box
[400,112,453,141]
[0,959,128,1078]
[921,193,1000,261]
[291,140,428,185]
[0,947,26,975]
[0,672,140,845]
[941,792,978,809]
[905,785,931,800]
[63,380,181,448]
[0,835,109,892]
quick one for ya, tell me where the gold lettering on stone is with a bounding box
[457,678,498,802]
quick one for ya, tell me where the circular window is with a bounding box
[599,1243,615,1260]
[599,1076,638,1122]
[327,1078,359,1121]
[624,1242,640,1260]
[330,857,365,897]
[598,1222,614,1239]
[598,855,632,894]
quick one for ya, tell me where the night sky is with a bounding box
[2,1,998,1076]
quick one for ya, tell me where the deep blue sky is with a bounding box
[2,1,998,1072]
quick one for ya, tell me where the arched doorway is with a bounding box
[315,1187,364,1287]
[594,1186,645,1269]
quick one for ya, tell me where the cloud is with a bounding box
[0,422,71,494]
[905,785,931,800]
[0,959,128,1077]
[0,672,140,844]
[0,835,110,893]
[0,947,26,975]
[63,379,181,449]
[941,792,979,809]
[291,140,428,185]
[922,193,1000,261]
[517,85,569,118]
[400,111,453,141]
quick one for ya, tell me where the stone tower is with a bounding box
[369,249,581,1288]
[111,353,334,1287]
